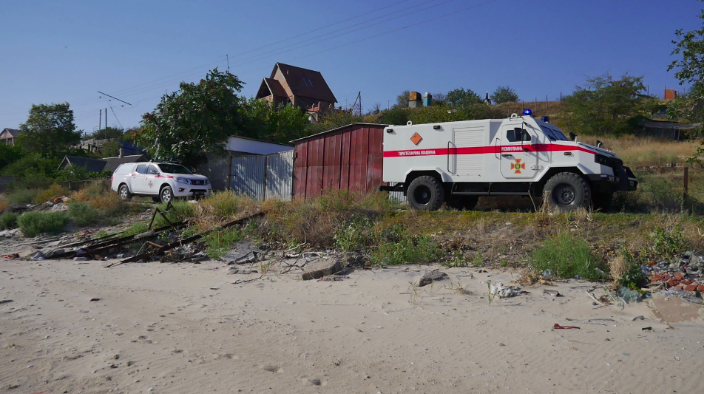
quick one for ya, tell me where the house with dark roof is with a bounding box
[0,128,23,146]
[57,154,146,174]
[255,63,337,115]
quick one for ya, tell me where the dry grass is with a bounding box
[0,201,8,213]
[33,184,69,204]
[88,193,125,215]
[579,134,699,168]
[608,254,629,281]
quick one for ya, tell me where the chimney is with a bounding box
[119,147,123,158]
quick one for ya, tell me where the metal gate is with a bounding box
[228,151,293,201]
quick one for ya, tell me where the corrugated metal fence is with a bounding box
[229,151,293,201]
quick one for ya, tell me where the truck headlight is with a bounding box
[177,177,190,184]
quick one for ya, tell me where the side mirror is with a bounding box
[513,128,522,141]
[596,140,603,148]
[569,132,577,141]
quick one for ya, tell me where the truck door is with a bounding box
[451,126,485,177]
[499,124,539,180]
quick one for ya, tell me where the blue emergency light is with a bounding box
[542,116,550,123]
[523,109,532,116]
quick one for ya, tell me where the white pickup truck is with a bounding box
[111,162,212,203]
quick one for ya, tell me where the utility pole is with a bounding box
[227,54,230,72]
[99,109,102,130]
[105,108,108,139]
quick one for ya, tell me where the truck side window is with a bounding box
[146,165,158,175]
[136,164,147,174]
[506,129,531,142]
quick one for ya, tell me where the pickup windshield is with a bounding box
[540,126,569,141]
[156,164,192,174]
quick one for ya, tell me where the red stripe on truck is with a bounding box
[382,144,596,157]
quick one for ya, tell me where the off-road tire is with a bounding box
[118,184,132,201]
[446,195,479,211]
[407,176,445,211]
[543,172,591,212]
[592,192,613,212]
[160,185,174,204]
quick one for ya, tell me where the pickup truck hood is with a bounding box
[165,173,209,180]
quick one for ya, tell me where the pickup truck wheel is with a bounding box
[544,172,591,212]
[407,176,445,211]
[160,185,174,204]
[446,196,478,211]
[118,184,132,201]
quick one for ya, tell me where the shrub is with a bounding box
[67,201,103,227]
[615,249,646,289]
[153,200,196,228]
[531,232,608,281]
[89,193,125,215]
[334,216,374,252]
[0,212,19,230]
[17,211,69,237]
[34,184,69,204]
[6,188,41,204]
[200,192,250,218]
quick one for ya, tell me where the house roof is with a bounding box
[58,156,108,173]
[255,78,289,100]
[101,154,146,173]
[290,123,388,144]
[273,63,337,103]
[0,128,21,139]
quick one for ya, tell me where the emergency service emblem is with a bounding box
[410,132,422,145]
[510,159,526,174]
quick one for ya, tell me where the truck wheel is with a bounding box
[592,192,613,212]
[118,184,132,201]
[407,176,445,211]
[544,172,591,212]
[160,185,174,204]
[446,196,478,211]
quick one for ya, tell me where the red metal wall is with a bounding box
[293,124,386,199]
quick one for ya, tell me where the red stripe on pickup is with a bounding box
[382,144,595,157]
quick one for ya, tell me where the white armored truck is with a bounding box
[379,111,637,211]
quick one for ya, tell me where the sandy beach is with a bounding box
[1,257,703,394]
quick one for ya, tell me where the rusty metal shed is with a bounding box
[291,123,388,199]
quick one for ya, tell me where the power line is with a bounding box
[109,105,124,130]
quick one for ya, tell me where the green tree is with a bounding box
[87,126,125,140]
[17,103,82,157]
[100,140,122,157]
[240,98,309,144]
[0,154,59,181]
[139,69,245,166]
[446,88,482,107]
[668,0,704,163]
[491,86,519,104]
[559,73,656,137]
[0,144,23,171]
[396,90,411,107]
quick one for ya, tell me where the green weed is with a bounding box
[17,211,69,237]
[531,232,608,281]
[0,212,19,230]
[67,202,103,227]
[123,222,149,237]
[649,225,686,260]
[371,224,440,265]
[6,189,41,204]
[204,227,245,259]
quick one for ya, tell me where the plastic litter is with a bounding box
[618,286,642,303]
[489,281,526,298]
[30,251,45,261]
[542,269,555,279]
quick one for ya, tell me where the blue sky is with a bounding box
[1,0,702,134]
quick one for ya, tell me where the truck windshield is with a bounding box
[157,164,192,174]
[540,126,569,141]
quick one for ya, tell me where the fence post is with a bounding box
[227,154,233,191]
[683,166,689,201]
[263,154,269,201]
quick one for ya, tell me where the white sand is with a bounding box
[1,259,703,393]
